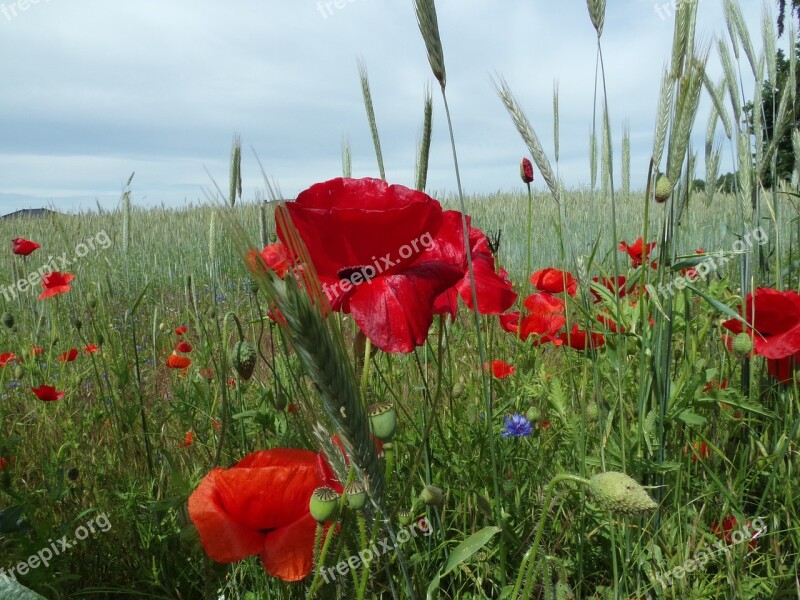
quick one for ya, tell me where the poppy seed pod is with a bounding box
[368,402,397,442]
[344,481,367,510]
[309,487,340,523]
[588,471,658,516]
[397,509,412,526]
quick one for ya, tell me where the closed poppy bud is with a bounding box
[369,402,397,441]
[309,487,340,523]
[588,471,658,515]
[1,312,14,329]
[732,333,753,356]
[451,382,466,399]
[72,318,82,331]
[419,485,444,507]
[520,158,534,184]
[86,293,97,309]
[230,341,257,380]
[344,481,367,510]
[654,174,673,203]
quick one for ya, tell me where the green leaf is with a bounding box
[442,526,501,575]
[685,283,745,324]
[675,410,707,426]
[0,578,46,600]
[426,526,501,599]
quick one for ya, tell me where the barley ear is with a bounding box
[357,58,385,180]
[415,86,433,191]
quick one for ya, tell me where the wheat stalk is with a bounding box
[413,0,446,89]
[415,86,433,191]
[357,58,386,180]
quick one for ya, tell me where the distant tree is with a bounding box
[691,179,706,193]
[744,41,800,187]
[716,173,738,194]
[777,0,800,36]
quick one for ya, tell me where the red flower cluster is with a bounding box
[277,178,516,353]
[167,326,194,370]
[722,288,800,383]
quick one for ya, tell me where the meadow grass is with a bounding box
[1,0,800,598]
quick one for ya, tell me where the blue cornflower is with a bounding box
[502,414,532,438]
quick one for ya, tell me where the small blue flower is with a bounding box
[502,414,532,438]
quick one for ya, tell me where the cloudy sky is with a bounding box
[0,0,775,214]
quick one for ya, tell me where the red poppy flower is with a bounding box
[702,380,728,393]
[59,348,79,363]
[431,211,517,319]
[557,324,605,350]
[0,352,17,367]
[596,312,626,333]
[31,346,44,356]
[188,448,332,581]
[175,340,193,353]
[684,441,711,461]
[0,456,14,470]
[711,515,759,550]
[278,178,464,353]
[539,419,551,429]
[31,385,65,402]
[84,344,100,354]
[591,276,627,303]
[179,431,194,448]
[499,292,567,345]
[12,237,40,256]
[38,272,74,300]
[722,288,800,383]
[260,242,294,278]
[490,359,515,379]
[530,268,577,296]
[618,237,657,268]
[174,325,188,335]
[167,353,192,369]
[520,158,534,184]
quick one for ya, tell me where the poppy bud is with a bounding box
[72,318,82,331]
[67,467,79,481]
[654,174,673,203]
[249,278,260,294]
[588,471,658,515]
[502,476,516,496]
[368,402,397,441]
[97,333,104,346]
[229,341,257,380]
[345,481,367,510]
[451,382,466,399]
[309,487,340,523]
[87,293,97,309]
[585,402,599,423]
[1,312,14,329]
[732,333,753,356]
[419,485,444,507]
[520,158,534,184]
[158,322,166,332]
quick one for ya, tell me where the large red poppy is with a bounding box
[38,272,74,300]
[188,448,331,581]
[12,238,40,256]
[278,178,464,353]
[167,353,192,369]
[0,352,17,367]
[430,211,517,318]
[722,288,800,382]
[530,268,577,296]
[618,237,657,268]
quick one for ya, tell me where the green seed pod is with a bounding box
[229,341,257,380]
[345,481,367,510]
[588,471,658,516]
[249,278,260,295]
[397,509,412,526]
[309,487,340,523]
[368,402,397,441]
[585,402,599,423]
[732,332,753,356]
[1,312,14,329]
